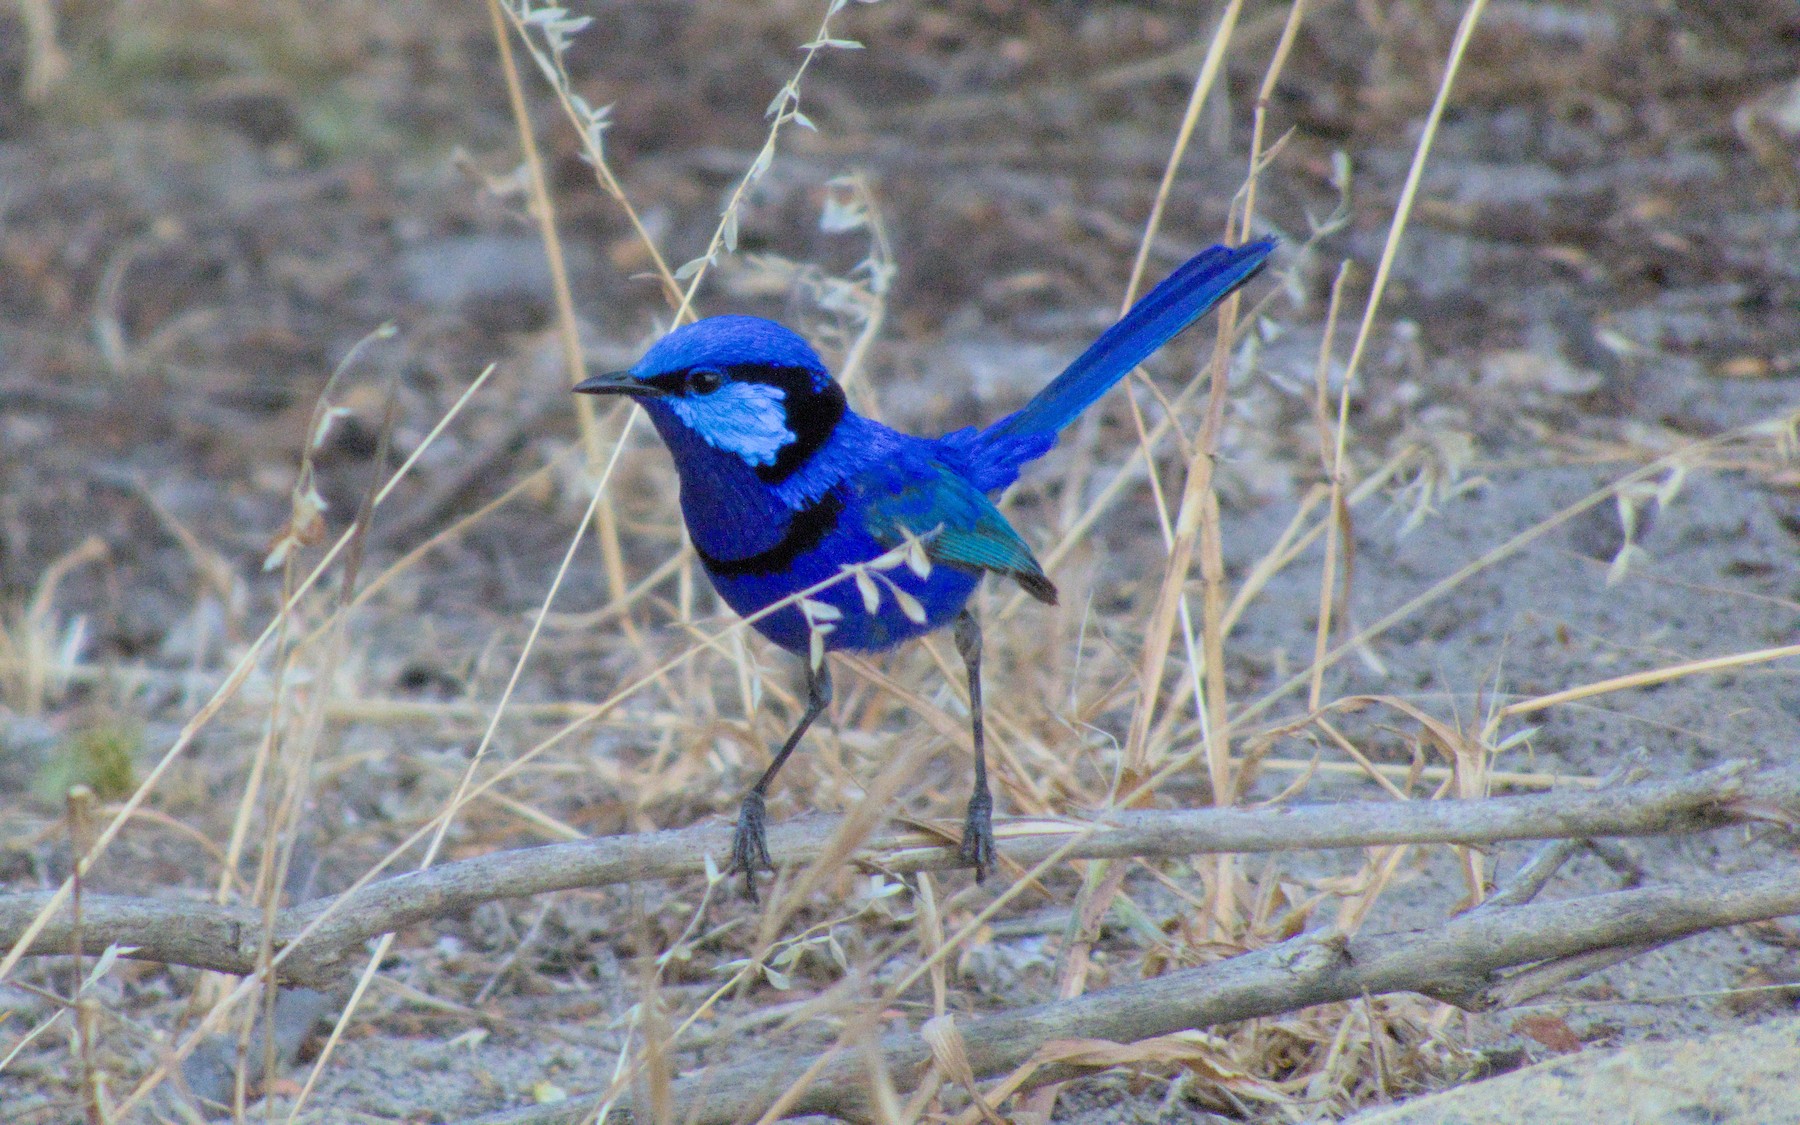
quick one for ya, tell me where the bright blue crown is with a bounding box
[633,315,831,389]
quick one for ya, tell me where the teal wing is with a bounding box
[859,461,1058,605]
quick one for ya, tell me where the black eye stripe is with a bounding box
[751,368,844,484]
[635,361,844,483]
[641,362,828,401]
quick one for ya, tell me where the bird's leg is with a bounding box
[953,609,995,881]
[732,659,832,902]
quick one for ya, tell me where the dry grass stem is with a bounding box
[1240,407,1800,728]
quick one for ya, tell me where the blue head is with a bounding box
[575,316,848,485]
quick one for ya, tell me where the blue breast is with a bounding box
[702,485,983,653]
[643,397,999,653]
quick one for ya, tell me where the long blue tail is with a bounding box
[985,238,1275,441]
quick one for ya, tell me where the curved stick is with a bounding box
[1,761,1791,983]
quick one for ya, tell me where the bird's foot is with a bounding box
[731,792,775,903]
[958,789,995,883]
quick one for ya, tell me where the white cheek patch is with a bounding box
[667,381,795,467]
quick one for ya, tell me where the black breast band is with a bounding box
[696,492,845,578]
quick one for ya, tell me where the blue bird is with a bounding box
[577,238,1274,898]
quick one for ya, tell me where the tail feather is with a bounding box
[985,238,1275,442]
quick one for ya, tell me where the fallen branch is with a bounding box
[455,861,1800,1125]
[2,761,1792,984]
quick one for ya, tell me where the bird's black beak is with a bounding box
[573,370,664,398]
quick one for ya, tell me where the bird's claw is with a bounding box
[731,792,775,902]
[958,789,995,883]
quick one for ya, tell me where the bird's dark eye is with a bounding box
[686,368,724,395]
